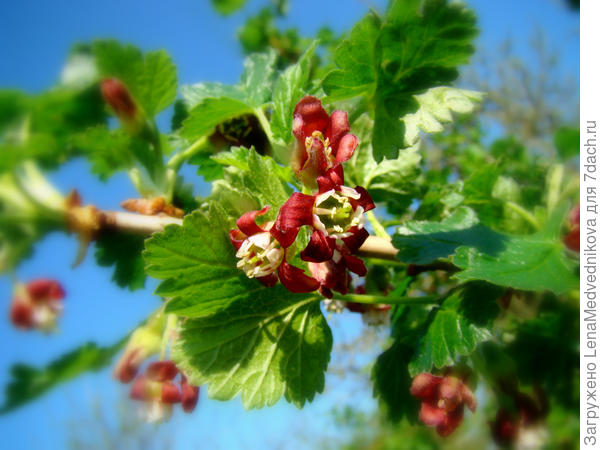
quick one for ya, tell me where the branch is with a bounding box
[99,211,400,261]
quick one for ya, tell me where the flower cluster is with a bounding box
[410,373,477,437]
[230,96,374,297]
[129,361,200,423]
[10,279,65,332]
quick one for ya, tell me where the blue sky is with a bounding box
[0,1,579,449]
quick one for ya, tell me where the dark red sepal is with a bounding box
[181,379,200,413]
[257,273,279,287]
[236,206,269,237]
[342,227,369,253]
[335,134,358,163]
[343,254,367,276]
[271,193,315,248]
[316,165,344,193]
[353,186,375,211]
[229,229,246,251]
[146,361,179,382]
[277,261,320,293]
[27,279,65,301]
[161,381,182,404]
[300,230,334,262]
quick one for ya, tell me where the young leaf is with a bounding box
[271,41,317,144]
[172,291,331,409]
[402,87,484,146]
[408,282,503,376]
[0,338,126,414]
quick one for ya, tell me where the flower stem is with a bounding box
[254,107,275,144]
[333,293,439,306]
[366,210,390,239]
[504,201,541,230]
[166,136,208,172]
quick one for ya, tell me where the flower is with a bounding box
[130,361,200,422]
[291,96,358,188]
[10,279,65,332]
[410,373,477,437]
[271,165,374,251]
[230,206,320,293]
[563,203,579,252]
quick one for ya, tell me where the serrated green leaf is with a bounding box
[0,338,126,414]
[181,83,247,109]
[211,0,247,15]
[372,341,419,423]
[94,231,146,291]
[345,114,421,214]
[322,13,380,101]
[393,207,484,264]
[394,205,579,293]
[211,147,292,212]
[144,203,257,318]
[94,41,177,116]
[71,126,133,180]
[137,50,177,115]
[271,41,318,144]
[172,291,330,409]
[180,97,254,142]
[408,282,503,376]
[403,87,483,146]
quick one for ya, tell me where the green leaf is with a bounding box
[452,206,579,294]
[408,282,503,376]
[137,50,178,116]
[393,207,483,264]
[211,0,247,15]
[0,338,126,414]
[144,203,252,317]
[94,41,177,116]
[172,291,331,409]
[322,0,478,160]
[95,231,146,291]
[402,87,483,146]
[394,205,579,294]
[322,13,380,101]
[345,114,421,213]
[180,83,247,109]
[180,97,254,142]
[240,50,278,106]
[372,341,419,422]
[271,41,318,144]
[93,40,144,94]
[554,126,579,160]
[71,126,133,180]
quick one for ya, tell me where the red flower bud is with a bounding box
[100,78,138,124]
[563,203,580,252]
